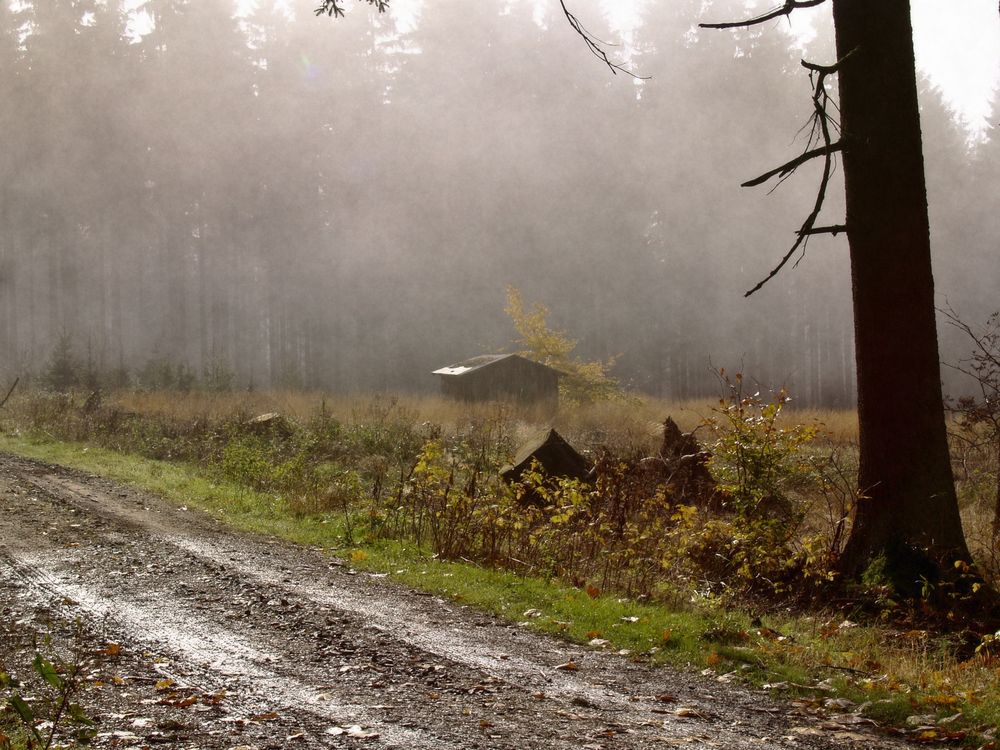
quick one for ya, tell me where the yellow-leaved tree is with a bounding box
[504,286,624,406]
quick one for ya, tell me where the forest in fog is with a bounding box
[1,0,997,405]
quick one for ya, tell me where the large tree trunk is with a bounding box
[992,437,1000,542]
[833,0,971,586]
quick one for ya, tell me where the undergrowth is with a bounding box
[1,386,999,744]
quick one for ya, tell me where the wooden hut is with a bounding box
[432,354,560,406]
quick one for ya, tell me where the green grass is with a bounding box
[1,430,998,744]
[0,432,781,672]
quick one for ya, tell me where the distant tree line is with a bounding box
[1,0,996,403]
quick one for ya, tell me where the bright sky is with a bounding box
[527,1,999,136]
[596,0,1000,136]
[910,1,1000,133]
[775,0,1000,135]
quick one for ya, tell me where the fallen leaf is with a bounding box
[346,725,379,739]
[586,585,601,599]
[674,706,707,719]
[523,608,543,618]
[479,720,494,729]
[823,698,855,711]
[824,714,878,726]
[554,661,579,671]
[789,726,821,736]
[250,712,280,722]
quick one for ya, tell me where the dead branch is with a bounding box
[699,0,827,30]
[798,224,847,236]
[0,377,19,409]
[314,0,388,19]
[558,1,649,80]
[741,142,843,187]
[941,303,1000,373]
[744,55,847,297]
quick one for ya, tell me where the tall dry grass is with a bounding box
[106,390,861,452]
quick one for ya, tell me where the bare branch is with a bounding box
[744,56,845,297]
[699,0,827,30]
[941,303,1000,373]
[741,142,842,187]
[314,0,389,19]
[559,1,649,80]
[798,224,847,236]
[0,377,19,409]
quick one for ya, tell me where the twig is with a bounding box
[558,0,649,80]
[314,0,388,19]
[699,0,827,30]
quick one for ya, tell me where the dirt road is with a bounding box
[0,452,901,749]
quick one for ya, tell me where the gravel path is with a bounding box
[0,452,905,749]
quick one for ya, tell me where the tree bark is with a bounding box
[833,0,972,584]
[992,437,1000,542]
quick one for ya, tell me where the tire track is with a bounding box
[1,453,906,749]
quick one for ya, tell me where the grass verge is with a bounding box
[1,431,998,746]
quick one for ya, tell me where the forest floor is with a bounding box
[0,451,912,750]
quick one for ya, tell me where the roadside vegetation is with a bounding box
[1,379,998,747]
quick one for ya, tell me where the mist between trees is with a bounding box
[1,0,997,404]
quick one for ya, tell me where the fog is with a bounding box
[1,0,997,405]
